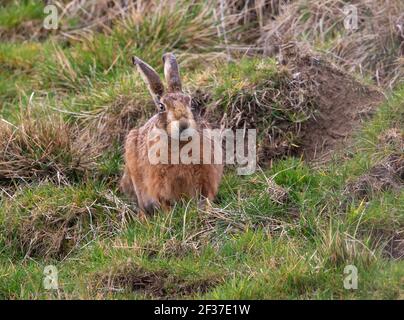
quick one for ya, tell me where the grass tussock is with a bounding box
[35,0,220,92]
[0,110,101,183]
[0,0,403,300]
[258,0,404,88]
[193,56,317,162]
[194,48,383,162]
[346,153,404,201]
[0,183,136,260]
[92,263,221,299]
[72,76,154,147]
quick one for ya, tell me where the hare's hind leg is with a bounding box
[199,182,216,211]
[201,176,219,201]
[120,169,136,199]
[199,164,223,210]
[142,198,160,215]
[130,178,160,216]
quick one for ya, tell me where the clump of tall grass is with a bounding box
[38,0,221,92]
[0,105,102,183]
[0,182,136,259]
[258,0,404,88]
[189,56,317,162]
[0,0,44,29]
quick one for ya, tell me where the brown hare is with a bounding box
[120,53,223,216]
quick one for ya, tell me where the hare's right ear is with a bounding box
[132,56,165,106]
[162,52,182,92]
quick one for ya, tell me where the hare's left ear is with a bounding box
[162,53,182,92]
[132,56,165,106]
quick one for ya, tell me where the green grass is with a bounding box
[0,0,403,300]
[1,94,402,298]
[0,0,219,116]
[0,0,44,29]
[211,58,279,100]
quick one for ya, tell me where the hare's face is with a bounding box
[158,93,197,138]
[133,53,197,138]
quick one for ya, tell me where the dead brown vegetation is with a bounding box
[198,44,383,162]
[258,0,404,88]
[77,94,152,148]
[1,185,136,259]
[95,263,221,298]
[0,114,100,183]
[384,232,404,260]
[291,50,384,161]
[346,153,404,200]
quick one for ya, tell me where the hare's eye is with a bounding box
[158,103,166,113]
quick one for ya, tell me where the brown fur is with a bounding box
[121,54,223,215]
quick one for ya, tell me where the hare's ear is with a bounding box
[132,56,164,105]
[162,53,182,92]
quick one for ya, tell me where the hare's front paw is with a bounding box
[197,197,213,212]
[143,199,160,215]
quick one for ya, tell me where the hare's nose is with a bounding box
[179,120,189,133]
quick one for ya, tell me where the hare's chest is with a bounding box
[152,165,201,201]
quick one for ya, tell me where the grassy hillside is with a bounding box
[0,0,403,299]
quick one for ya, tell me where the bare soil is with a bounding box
[98,265,220,299]
[346,153,404,200]
[385,232,404,260]
[293,54,385,161]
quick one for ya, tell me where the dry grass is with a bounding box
[378,128,404,151]
[190,54,317,163]
[0,183,136,259]
[191,45,383,162]
[317,221,377,268]
[384,231,404,260]
[75,94,152,148]
[32,0,222,94]
[5,0,401,91]
[215,0,293,45]
[258,0,404,88]
[0,111,101,183]
[346,153,404,200]
[0,0,403,300]
[92,262,221,299]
